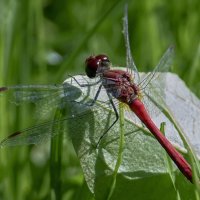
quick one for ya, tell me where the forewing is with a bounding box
[123,5,140,83]
[139,46,174,90]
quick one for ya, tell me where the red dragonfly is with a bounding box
[0,7,192,183]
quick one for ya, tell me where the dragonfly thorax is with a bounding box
[85,54,110,78]
[102,70,140,104]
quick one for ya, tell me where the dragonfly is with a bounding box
[0,7,192,183]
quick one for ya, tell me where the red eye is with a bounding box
[85,54,110,78]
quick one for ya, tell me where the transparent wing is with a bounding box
[138,47,174,118]
[0,96,146,149]
[0,102,98,147]
[0,83,81,105]
[0,119,65,146]
[0,77,120,147]
[123,4,140,83]
[0,82,84,121]
[139,46,174,90]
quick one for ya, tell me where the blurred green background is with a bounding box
[0,0,199,199]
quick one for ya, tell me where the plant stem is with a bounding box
[107,102,125,200]
[50,108,64,200]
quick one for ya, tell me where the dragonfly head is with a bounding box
[85,54,110,78]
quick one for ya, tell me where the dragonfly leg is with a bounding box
[87,84,103,106]
[68,75,103,106]
[68,74,101,87]
[96,92,119,147]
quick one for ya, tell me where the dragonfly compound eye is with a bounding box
[85,54,110,78]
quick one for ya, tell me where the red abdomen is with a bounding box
[129,98,192,182]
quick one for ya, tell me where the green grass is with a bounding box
[0,0,200,199]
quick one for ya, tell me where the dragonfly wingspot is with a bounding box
[0,87,8,92]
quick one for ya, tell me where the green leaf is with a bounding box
[66,72,199,200]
